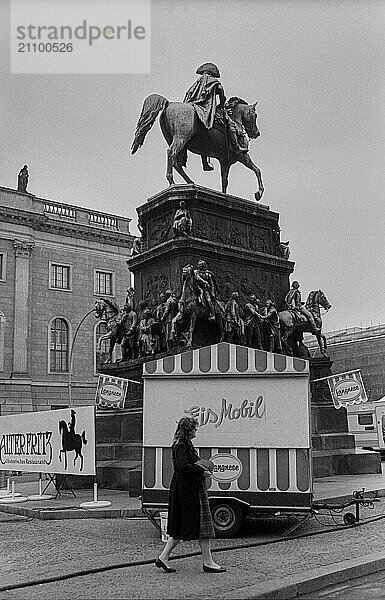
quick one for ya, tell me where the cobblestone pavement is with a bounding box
[303,571,385,599]
[2,501,385,599]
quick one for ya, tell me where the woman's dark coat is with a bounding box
[167,438,203,540]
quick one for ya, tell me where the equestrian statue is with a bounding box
[95,297,138,363]
[131,62,264,201]
[171,264,225,348]
[279,282,332,357]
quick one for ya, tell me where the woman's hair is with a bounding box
[173,416,198,444]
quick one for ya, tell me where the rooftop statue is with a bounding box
[131,62,264,201]
[17,165,29,193]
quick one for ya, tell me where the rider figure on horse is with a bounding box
[285,281,318,330]
[184,62,225,172]
[194,260,218,321]
[184,62,250,171]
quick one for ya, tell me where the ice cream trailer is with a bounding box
[142,342,312,537]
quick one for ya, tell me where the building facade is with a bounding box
[306,325,385,400]
[0,186,133,415]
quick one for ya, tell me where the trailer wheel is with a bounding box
[343,512,356,525]
[211,501,244,538]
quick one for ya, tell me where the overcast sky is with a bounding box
[1,0,384,333]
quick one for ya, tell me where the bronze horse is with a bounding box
[171,265,225,347]
[131,94,264,201]
[279,290,332,357]
[95,298,130,364]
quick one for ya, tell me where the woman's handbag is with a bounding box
[195,458,214,488]
[195,458,214,472]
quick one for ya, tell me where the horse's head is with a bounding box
[182,264,194,280]
[229,97,260,139]
[180,264,199,301]
[95,297,120,320]
[308,290,332,311]
[317,290,332,311]
[94,298,106,319]
[58,420,67,434]
[243,101,260,139]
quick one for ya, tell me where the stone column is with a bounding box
[12,240,35,376]
[0,311,6,372]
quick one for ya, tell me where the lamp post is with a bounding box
[68,308,96,407]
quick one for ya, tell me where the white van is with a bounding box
[346,397,385,452]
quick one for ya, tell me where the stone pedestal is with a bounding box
[310,357,381,477]
[128,185,294,311]
[98,186,381,491]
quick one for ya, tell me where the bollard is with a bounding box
[0,477,11,497]
[159,511,169,542]
[79,481,112,509]
[27,473,54,501]
[0,479,28,503]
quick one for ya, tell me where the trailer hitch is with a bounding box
[312,488,380,525]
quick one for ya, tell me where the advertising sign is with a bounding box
[143,375,310,448]
[210,453,243,483]
[0,406,95,475]
[376,405,385,450]
[95,374,129,409]
[326,369,368,409]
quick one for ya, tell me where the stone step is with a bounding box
[312,433,356,451]
[313,449,381,478]
[96,460,142,495]
[96,411,143,444]
[96,442,142,461]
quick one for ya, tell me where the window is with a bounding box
[0,252,7,281]
[358,414,373,426]
[95,321,110,372]
[95,270,114,296]
[50,263,71,290]
[49,318,69,372]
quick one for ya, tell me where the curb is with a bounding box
[0,504,142,520]
[220,551,385,599]
[0,488,383,521]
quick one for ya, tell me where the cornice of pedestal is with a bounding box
[127,236,295,274]
[138,184,279,224]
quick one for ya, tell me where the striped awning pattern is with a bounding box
[143,446,311,494]
[143,342,308,377]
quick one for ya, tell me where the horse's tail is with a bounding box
[81,431,88,445]
[131,94,169,154]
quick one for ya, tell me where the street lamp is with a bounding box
[68,308,96,407]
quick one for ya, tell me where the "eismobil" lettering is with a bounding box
[187,396,266,429]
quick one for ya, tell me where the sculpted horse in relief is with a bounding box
[131,95,264,201]
[95,298,136,364]
[171,265,225,348]
[279,290,332,357]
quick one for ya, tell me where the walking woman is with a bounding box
[155,416,226,573]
